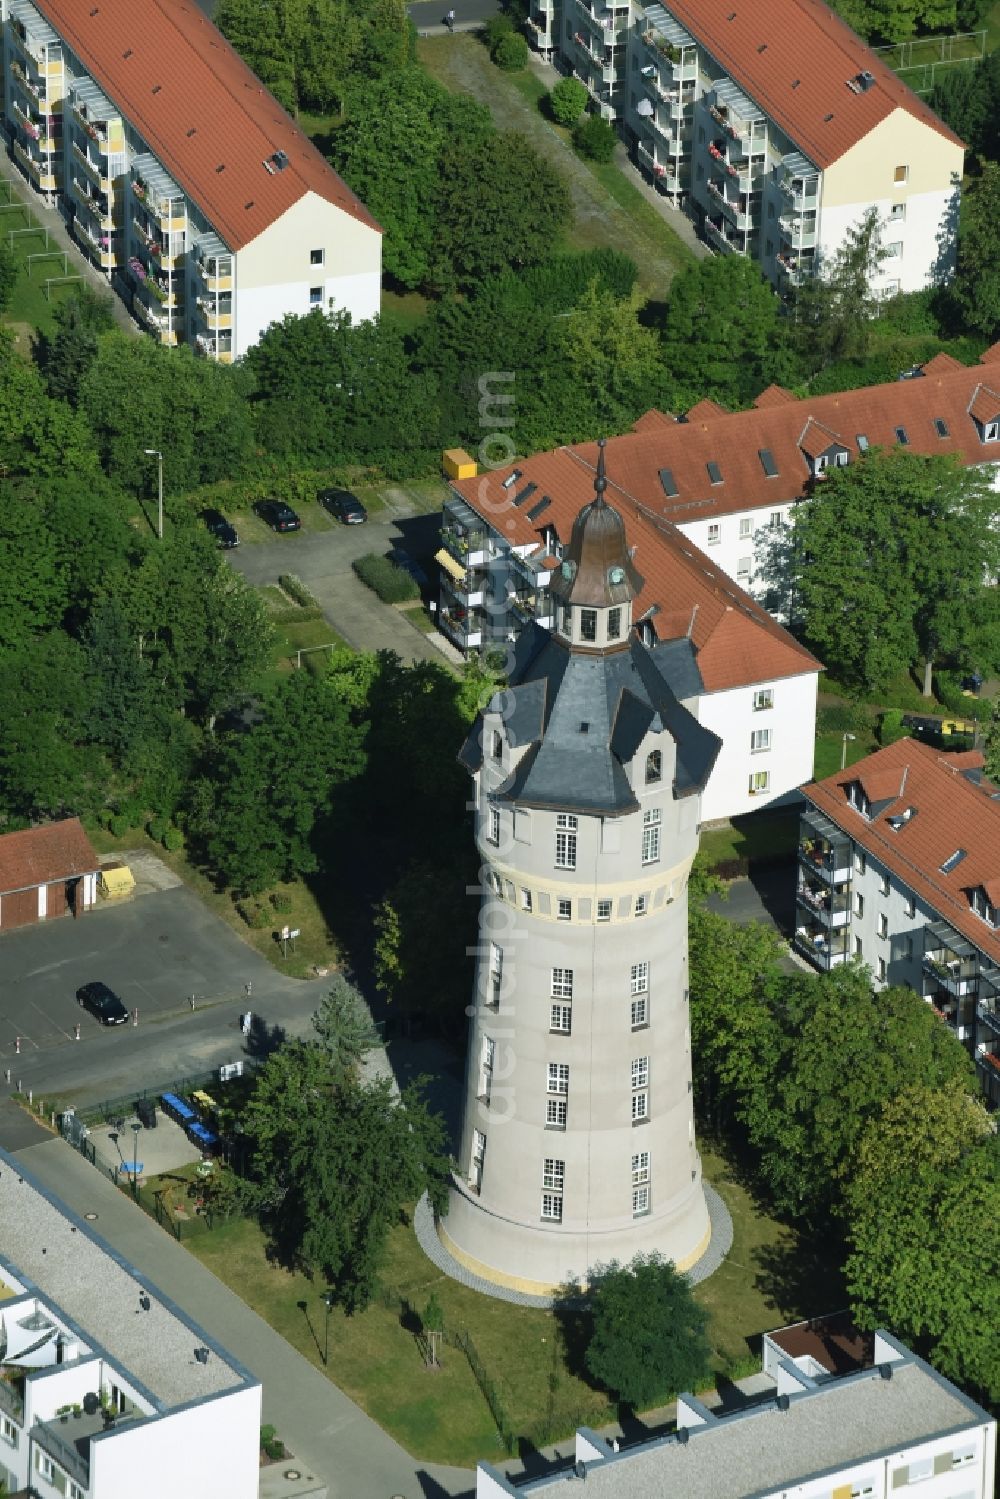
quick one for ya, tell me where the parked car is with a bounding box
[203,509,239,548]
[388,547,428,588]
[76,981,129,1026]
[319,487,367,525]
[255,499,301,533]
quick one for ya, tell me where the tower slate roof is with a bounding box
[459,627,720,817]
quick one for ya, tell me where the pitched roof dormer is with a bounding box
[798,418,849,475]
[967,384,1000,443]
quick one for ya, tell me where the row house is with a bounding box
[0,1149,261,1499]
[799,740,1000,1107]
[478,1327,996,1499]
[439,451,819,822]
[483,345,1000,612]
[529,0,964,292]
[1,0,381,360]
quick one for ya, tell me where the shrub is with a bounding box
[492,31,528,69]
[816,701,869,734]
[549,76,588,126]
[278,573,319,609]
[934,671,994,723]
[147,817,167,844]
[483,14,513,49]
[573,114,618,163]
[270,891,293,914]
[878,708,907,746]
[352,553,419,604]
[162,826,184,852]
[239,901,270,930]
[109,815,129,839]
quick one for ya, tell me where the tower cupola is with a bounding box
[548,440,644,650]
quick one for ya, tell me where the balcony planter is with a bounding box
[133,180,147,203]
[148,281,168,304]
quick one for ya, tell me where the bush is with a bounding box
[878,708,907,746]
[492,31,528,69]
[270,891,293,914]
[352,553,419,604]
[109,815,129,839]
[238,900,270,930]
[816,701,869,734]
[934,671,995,723]
[483,14,513,48]
[147,817,167,844]
[278,573,319,609]
[162,826,184,852]
[573,114,618,163]
[549,77,588,126]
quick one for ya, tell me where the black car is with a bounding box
[319,488,367,525]
[203,509,239,549]
[76,982,129,1026]
[255,499,301,533]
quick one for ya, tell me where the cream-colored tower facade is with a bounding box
[442,449,722,1295]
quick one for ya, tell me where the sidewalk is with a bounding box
[13,1135,475,1499]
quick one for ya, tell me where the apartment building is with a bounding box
[477,1326,996,1499]
[440,449,819,822]
[529,0,963,291]
[798,739,1000,1106]
[1,0,381,360]
[0,1148,261,1499]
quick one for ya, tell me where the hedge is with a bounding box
[934,671,994,724]
[352,553,420,604]
[278,573,319,609]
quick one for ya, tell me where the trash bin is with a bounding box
[136,1098,156,1130]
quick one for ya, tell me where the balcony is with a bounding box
[444,569,487,606]
[9,58,42,103]
[798,818,852,884]
[72,103,108,144]
[440,523,488,569]
[794,917,849,970]
[923,921,980,999]
[709,103,746,139]
[439,604,484,651]
[74,218,113,263]
[72,140,106,186]
[641,30,681,67]
[703,216,743,255]
[33,1418,91,1493]
[796,878,851,929]
[12,23,46,70]
[0,1374,24,1422]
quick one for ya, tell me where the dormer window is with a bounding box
[848,781,871,818]
[972,886,999,927]
[986,421,999,443]
[607,606,622,640]
[580,609,597,642]
[645,750,662,784]
[491,730,503,761]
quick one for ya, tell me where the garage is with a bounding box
[0,819,100,934]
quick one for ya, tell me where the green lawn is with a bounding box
[699,809,800,871]
[183,1144,841,1464]
[812,727,877,781]
[0,205,81,338]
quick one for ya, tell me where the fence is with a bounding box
[63,1063,260,1129]
[872,28,986,92]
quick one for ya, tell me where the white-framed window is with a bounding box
[309,285,323,305]
[491,870,503,895]
[641,808,661,864]
[632,1150,650,1184]
[737,556,752,580]
[855,892,865,917]
[469,1128,486,1190]
[632,1090,649,1123]
[632,1055,649,1089]
[550,1003,572,1033]
[707,523,720,545]
[0,1415,17,1447]
[489,807,500,845]
[878,912,888,938]
[894,163,909,182]
[631,994,648,1028]
[952,1447,976,1466]
[551,967,573,999]
[750,728,771,753]
[645,750,662,783]
[739,517,753,538]
[630,962,648,995]
[634,894,648,916]
[548,1062,569,1095]
[752,689,773,712]
[491,729,503,760]
[479,1036,495,1100]
[632,1184,650,1216]
[884,240,903,259]
[543,1157,565,1190]
[769,510,781,528]
[748,770,770,796]
[310,247,325,264]
[877,957,887,981]
[541,1190,563,1221]
[555,813,578,869]
[985,420,1000,442]
[546,1097,567,1129]
[557,898,572,921]
[878,871,889,896]
[521,887,532,912]
[607,606,622,640]
[597,898,612,921]
[904,893,915,918]
[855,935,863,957]
[35,1451,60,1484]
[890,202,906,220]
[855,849,866,875]
[489,943,502,1008]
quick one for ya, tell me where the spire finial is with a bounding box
[594,438,607,504]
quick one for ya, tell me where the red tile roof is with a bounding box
[498,350,1000,528]
[450,454,819,693]
[0,819,99,896]
[665,0,962,167]
[804,740,1000,965]
[35,0,380,249]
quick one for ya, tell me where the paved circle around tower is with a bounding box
[413,1183,733,1309]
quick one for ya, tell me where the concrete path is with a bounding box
[13,1135,476,1499]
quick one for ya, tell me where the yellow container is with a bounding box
[443,448,477,480]
[99,862,135,900]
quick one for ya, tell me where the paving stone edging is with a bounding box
[414,1181,733,1308]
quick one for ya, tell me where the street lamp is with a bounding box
[321,1291,335,1367]
[143,448,163,540]
[131,1121,141,1201]
[841,732,857,771]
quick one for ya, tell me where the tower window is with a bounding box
[551,967,574,999]
[491,730,503,760]
[580,609,597,642]
[521,888,532,912]
[555,813,578,870]
[607,606,622,640]
[631,1055,649,1090]
[597,899,612,921]
[548,1062,570,1094]
[631,994,648,1028]
[645,750,662,784]
[489,807,500,844]
[545,1098,567,1129]
[560,603,572,633]
[557,898,572,921]
[630,962,649,994]
[641,808,661,864]
[541,1158,564,1220]
[550,1003,572,1033]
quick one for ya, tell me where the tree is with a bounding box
[584,1254,710,1409]
[790,450,1000,696]
[950,163,1000,341]
[311,975,378,1080]
[0,237,19,314]
[422,1292,444,1367]
[431,132,571,291]
[829,0,954,42]
[372,896,403,1005]
[492,31,528,70]
[573,115,618,163]
[984,699,1000,784]
[549,77,588,126]
[791,209,889,370]
[845,1082,1000,1399]
[0,633,96,821]
[43,286,116,406]
[661,256,796,410]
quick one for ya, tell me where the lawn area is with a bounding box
[699,808,800,872]
[0,207,82,339]
[812,726,877,781]
[182,1145,841,1465]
